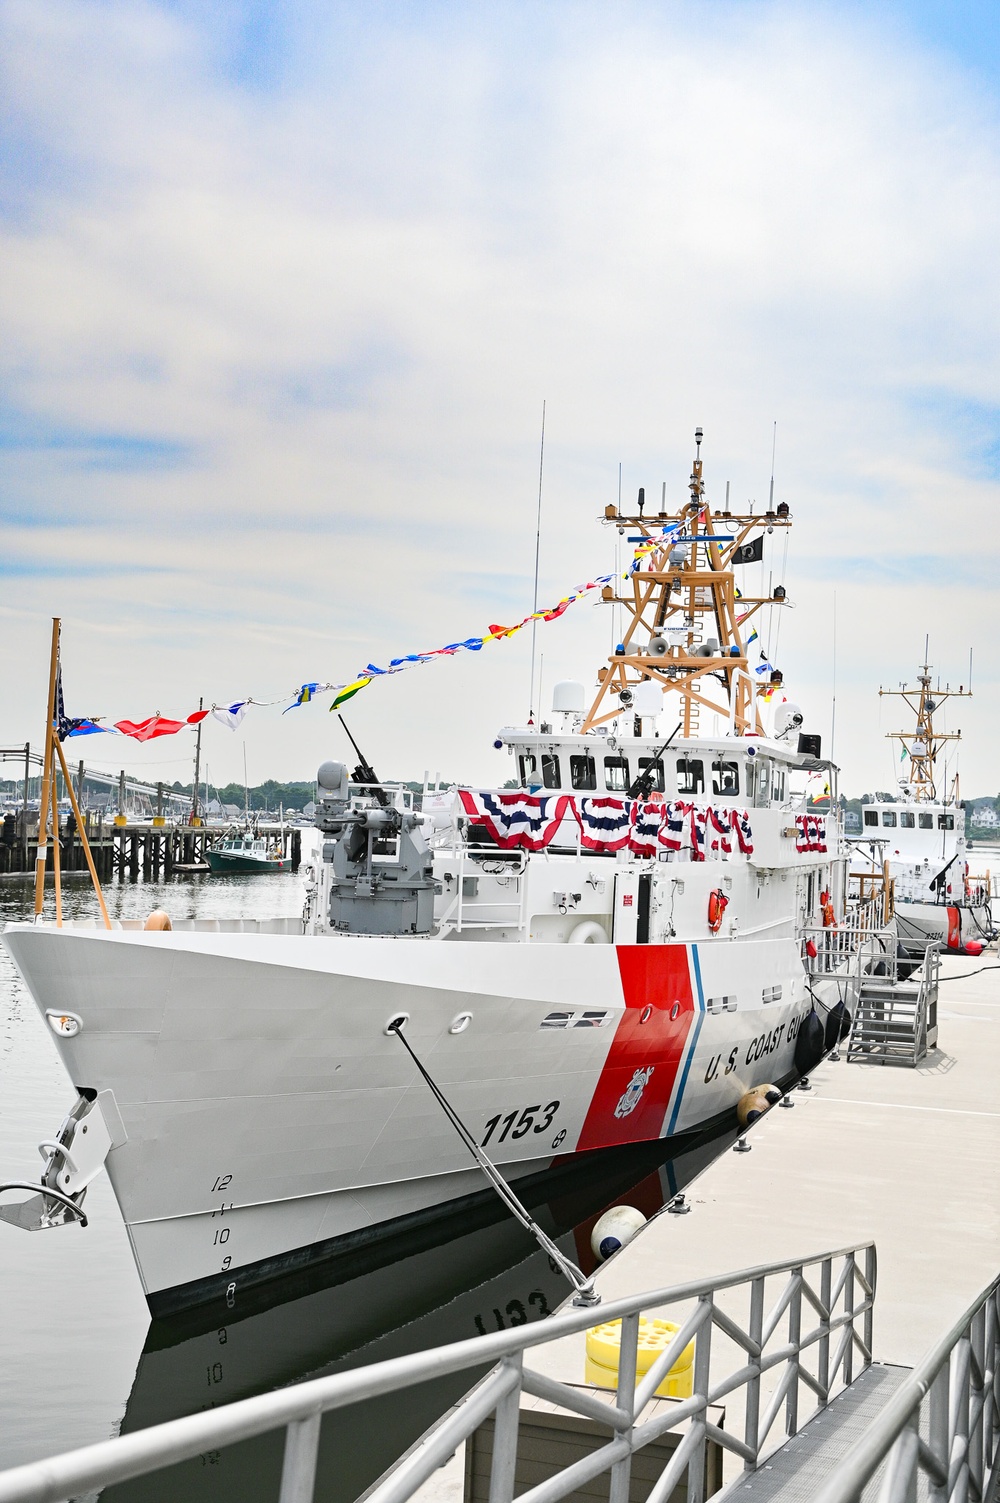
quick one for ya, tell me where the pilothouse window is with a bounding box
[676,758,705,795]
[570,754,597,791]
[900,812,915,828]
[603,756,629,793]
[919,813,933,830]
[882,811,897,827]
[541,753,561,789]
[518,754,538,784]
[938,814,954,830]
[712,760,740,796]
[863,810,879,827]
[770,766,786,802]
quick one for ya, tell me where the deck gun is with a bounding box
[338,715,389,808]
[313,722,436,935]
[626,720,683,800]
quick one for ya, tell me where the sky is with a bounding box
[1,0,998,797]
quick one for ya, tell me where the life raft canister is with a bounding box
[708,888,729,933]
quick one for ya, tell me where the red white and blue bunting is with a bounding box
[458,791,755,860]
[795,813,828,853]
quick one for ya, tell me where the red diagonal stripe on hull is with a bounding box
[576,946,696,1152]
[947,907,961,949]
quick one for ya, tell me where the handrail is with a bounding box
[0,1241,875,1503]
[813,1269,1000,1503]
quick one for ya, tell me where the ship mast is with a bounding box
[582,430,792,737]
[880,658,970,803]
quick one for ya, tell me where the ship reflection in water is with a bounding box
[104,1121,739,1503]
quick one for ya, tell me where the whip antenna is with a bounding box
[528,401,546,723]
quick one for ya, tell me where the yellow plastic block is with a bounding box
[585,1318,694,1399]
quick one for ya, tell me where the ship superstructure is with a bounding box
[3,432,870,1317]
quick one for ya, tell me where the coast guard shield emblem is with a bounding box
[613,1066,654,1120]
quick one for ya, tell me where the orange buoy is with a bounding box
[144,910,172,931]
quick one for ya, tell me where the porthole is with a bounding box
[640,1005,653,1024]
[383,1012,410,1036]
[449,1012,473,1035]
[670,1002,681,1021]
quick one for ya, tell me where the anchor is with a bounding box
[0,1090,125,1232]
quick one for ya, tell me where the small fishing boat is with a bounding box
[207,829,289,874]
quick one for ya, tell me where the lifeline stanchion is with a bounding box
[388,1019,600,1306]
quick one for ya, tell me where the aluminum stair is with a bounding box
[846,946,940,1067]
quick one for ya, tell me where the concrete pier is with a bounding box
[414,953,1000,1502]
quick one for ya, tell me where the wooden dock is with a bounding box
[0,815,301,878]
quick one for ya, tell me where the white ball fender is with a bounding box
[591,1204,647,1261]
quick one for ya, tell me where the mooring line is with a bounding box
[388,1021,600,1306]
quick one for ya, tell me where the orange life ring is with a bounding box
[707,888,728,933]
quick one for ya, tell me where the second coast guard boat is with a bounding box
[2,432,882,1316]
[849,660,995,953]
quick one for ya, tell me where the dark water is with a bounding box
[0,871,736,1500]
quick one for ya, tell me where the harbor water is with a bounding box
[0,869,738,1501]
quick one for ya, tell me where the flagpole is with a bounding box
[33,619,61,918]
[52,735,111,929]
[191,696,204,824]
[52,764,63,927]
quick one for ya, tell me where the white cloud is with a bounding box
[1,0,998,794]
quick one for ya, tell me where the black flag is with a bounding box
[732,536,764,565]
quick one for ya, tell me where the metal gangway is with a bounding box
[0,1241,994,1503]
[846,943,941,1067]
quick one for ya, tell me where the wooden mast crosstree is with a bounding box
[582,431,792,737]
[880,661,970,804]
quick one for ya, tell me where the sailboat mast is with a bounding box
[191,696,203,824]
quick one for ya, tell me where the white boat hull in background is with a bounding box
[894,899,993,952]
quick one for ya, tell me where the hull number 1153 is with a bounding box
[482,1101,559,1146]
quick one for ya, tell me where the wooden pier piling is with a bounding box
[0,820,302,878]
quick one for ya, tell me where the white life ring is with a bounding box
[567,920,610,944]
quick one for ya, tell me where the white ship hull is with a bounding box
[3,924,811,1315]
[894,898,992,951]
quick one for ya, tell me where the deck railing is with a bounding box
[800,915,894,982]
[0,1242,875,1503]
